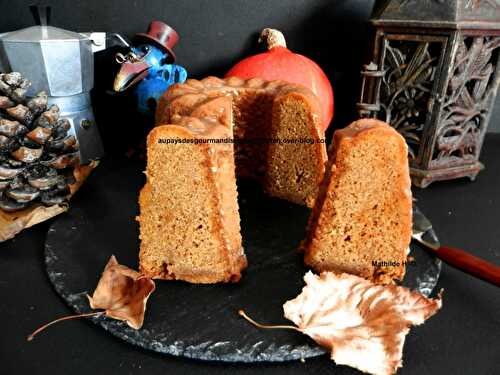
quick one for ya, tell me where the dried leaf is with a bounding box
[87,255,156,329]
[283,272,442,375]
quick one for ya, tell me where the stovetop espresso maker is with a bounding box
[0,6,127,163]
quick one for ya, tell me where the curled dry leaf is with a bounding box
[87,255,156,329]
[28,255,154,341]
[283,272,442,375]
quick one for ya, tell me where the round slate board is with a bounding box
[45,159,441,362]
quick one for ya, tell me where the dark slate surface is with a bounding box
[43,160,439,363]
[1,134,499,374]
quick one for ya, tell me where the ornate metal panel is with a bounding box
[377,34,448,166]
[431,35,500,169]
[360,0,500,187]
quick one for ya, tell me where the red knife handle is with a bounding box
[436,246,500,287]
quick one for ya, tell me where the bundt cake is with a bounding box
[138,76,327,283]
[138,113,247,283]
[156,76,327,207]
[301,119,412,284]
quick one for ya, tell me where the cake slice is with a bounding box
[265,88,327,207]
[302,119,412,283]
[137,101,247,283]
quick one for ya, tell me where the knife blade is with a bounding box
[412,206,500,287]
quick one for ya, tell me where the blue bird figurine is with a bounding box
[113,21,187,115]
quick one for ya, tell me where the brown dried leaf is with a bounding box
[283,272,442,375]
[88,255,155,329]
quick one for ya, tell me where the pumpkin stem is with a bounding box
[259,28,287,50]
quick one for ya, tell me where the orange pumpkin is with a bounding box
[225,28,334,131]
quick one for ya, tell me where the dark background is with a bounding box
[0,0,499,147]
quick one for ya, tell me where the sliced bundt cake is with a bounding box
[139,76,328,283]
[156,76,327,207]
[302,119,412,284]
[138,100,247,283]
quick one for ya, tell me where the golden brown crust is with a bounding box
[141,77,328,284]
[156,76,327,207]
[157,77,323,125]
[302,119,412,284]
[138,125,246,284]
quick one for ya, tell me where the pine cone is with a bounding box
[0,72,80,212]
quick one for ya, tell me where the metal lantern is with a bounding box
[357,0,500,187]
